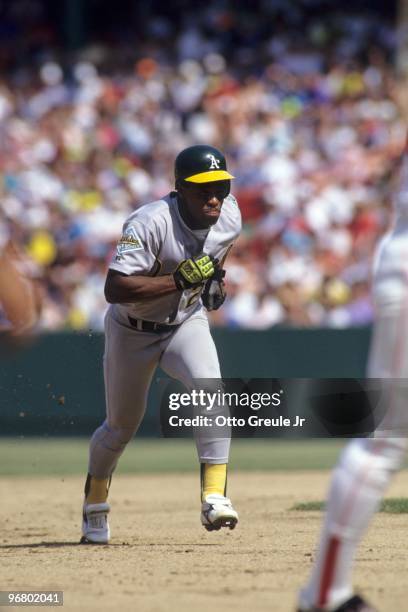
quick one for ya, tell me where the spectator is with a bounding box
[0,1,403,330]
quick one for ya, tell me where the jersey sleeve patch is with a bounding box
[116,226,144,255]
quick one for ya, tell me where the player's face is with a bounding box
[178,180,230,228]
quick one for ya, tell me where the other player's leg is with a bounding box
[297,283,408,610]
[297,437,406,611]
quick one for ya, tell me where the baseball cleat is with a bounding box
[80,502,110,544]
[200,494,238,531]
[297,594,377,612]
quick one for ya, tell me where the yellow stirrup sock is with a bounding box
[84,474,110,504]
[201,463,227,501]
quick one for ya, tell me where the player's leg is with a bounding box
[298,437,407,611]
[298,281,408,611]
[82,310,161,543]
[160,312,238,530]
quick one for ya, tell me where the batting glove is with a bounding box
[173,253,217,290]
[202,269,226,310]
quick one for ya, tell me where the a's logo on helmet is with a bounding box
[208,155,221,169]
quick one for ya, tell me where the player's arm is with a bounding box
[0,243,38,335]
[108,217,219,303]
[105,269,178,303]
[105,253,218,304]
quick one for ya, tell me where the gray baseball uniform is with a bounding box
[89,191,241,478]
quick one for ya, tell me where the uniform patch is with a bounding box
[116,226,144,255]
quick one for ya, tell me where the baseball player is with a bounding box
[81,145,241,544]
[297,140,408,611]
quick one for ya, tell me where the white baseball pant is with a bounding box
[88,306,229,478]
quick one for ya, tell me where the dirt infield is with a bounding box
[1,471,408,612]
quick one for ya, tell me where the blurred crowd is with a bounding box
[0,0,406,330]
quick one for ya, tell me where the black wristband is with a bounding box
[173,271,186,291]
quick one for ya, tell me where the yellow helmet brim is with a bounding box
[184,170,235,183]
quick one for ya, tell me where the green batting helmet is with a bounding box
[175,145,235,184]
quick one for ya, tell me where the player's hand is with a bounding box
[173,253,218,290]
[202,269,226,310]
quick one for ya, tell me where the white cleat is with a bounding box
[80,502,110,544]
[201,494,238,531]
